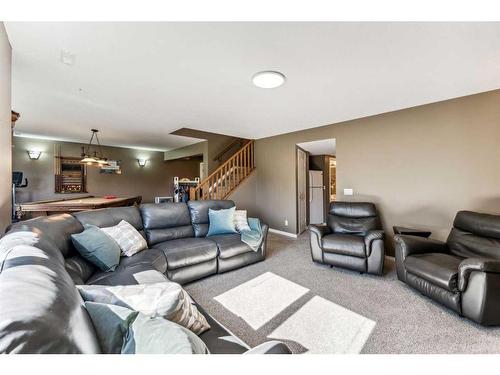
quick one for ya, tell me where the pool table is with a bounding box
[17,195,142,218]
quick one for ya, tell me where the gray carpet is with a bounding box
[184,232,500,354]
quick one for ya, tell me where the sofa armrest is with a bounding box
[309,224,331,239]
[243,341,292,354]
[364,230,385,254]
[458,258,500,291]
[394,234,448,260]
[309,224,330,263]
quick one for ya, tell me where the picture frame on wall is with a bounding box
[100,160,122,174]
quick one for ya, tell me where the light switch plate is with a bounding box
[344,188,354,196]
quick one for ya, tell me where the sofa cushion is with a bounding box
[65,255,96,284]
[140,203,194,246]
[447,227,500,260]
[74,206,144,236]
[322,233,366,258]
[196,303,248,354]
[187,200,235,237]
[0,245,101,353]
[404,253,463,292]
[5,214,83,259]
[209,233,253,259]
[152,238,218,270]
[453,210,500,239]
[117,248,167,274]
[86,264,168,286]
[327,202,380,235]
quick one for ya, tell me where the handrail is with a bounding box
[190,140,255,200]
[212,138,247,162]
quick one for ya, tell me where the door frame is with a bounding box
[296,145,309,234]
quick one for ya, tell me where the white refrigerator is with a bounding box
[309,170,324,224]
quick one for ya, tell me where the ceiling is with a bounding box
[6,22,500,151]
[297,139,336,156]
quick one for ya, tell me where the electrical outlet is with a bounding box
[285,219,289,226]
[344,188,354,196]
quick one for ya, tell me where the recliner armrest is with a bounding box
[243,341,292,354]
[364,230,384,249]
[309,224,331,239]
[458,258,500,291]
[394,234,448,261]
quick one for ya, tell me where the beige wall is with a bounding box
[13,137,201,204]
[0,24,12,232]
[168,128,246,177]
[252,90,500,254]
[227,172,258,217]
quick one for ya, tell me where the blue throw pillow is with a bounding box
[206,207,237,236]
[71,224,121,272]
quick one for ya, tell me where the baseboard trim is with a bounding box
[269,228,298,239]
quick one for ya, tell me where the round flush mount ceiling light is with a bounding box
[252,71,286,89]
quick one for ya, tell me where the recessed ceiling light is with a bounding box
[252,71,286,89]
[60,50,76,66]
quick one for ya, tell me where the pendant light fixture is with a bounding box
[80,129,108,166]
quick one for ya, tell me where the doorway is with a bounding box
[296,139,336,231]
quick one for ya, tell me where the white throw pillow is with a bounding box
[101,220,147,257]
[234,210,251,233]
[77,281,210,335]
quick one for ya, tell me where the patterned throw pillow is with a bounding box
[101,220,147,257]
[77,281,210,335]
[234,210,251,233]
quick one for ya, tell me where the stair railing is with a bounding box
[190,140,255,200]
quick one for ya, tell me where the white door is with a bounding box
[297,148,307,234]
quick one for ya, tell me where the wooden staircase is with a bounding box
[190,140,255,200]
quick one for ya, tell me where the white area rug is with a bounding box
[214,272,309,330]
[268,295,376,353]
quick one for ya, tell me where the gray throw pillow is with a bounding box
[71,224,121,272]
[85,302,209,354]
[78,281,210,335]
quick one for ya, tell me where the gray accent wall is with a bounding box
[251,89,500,253]
[0,24,11,233]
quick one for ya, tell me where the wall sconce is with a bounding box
[27,151,41,160]
[137,159,148,167]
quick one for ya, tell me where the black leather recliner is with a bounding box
[309,202,385,275]
[395,210,500,326]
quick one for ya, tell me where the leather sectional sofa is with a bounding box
[309,202,385,275]
[0,200,290,354]
[395,210,500,326]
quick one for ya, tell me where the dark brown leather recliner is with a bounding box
[395,210,500,326]
[309,202,385,275]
